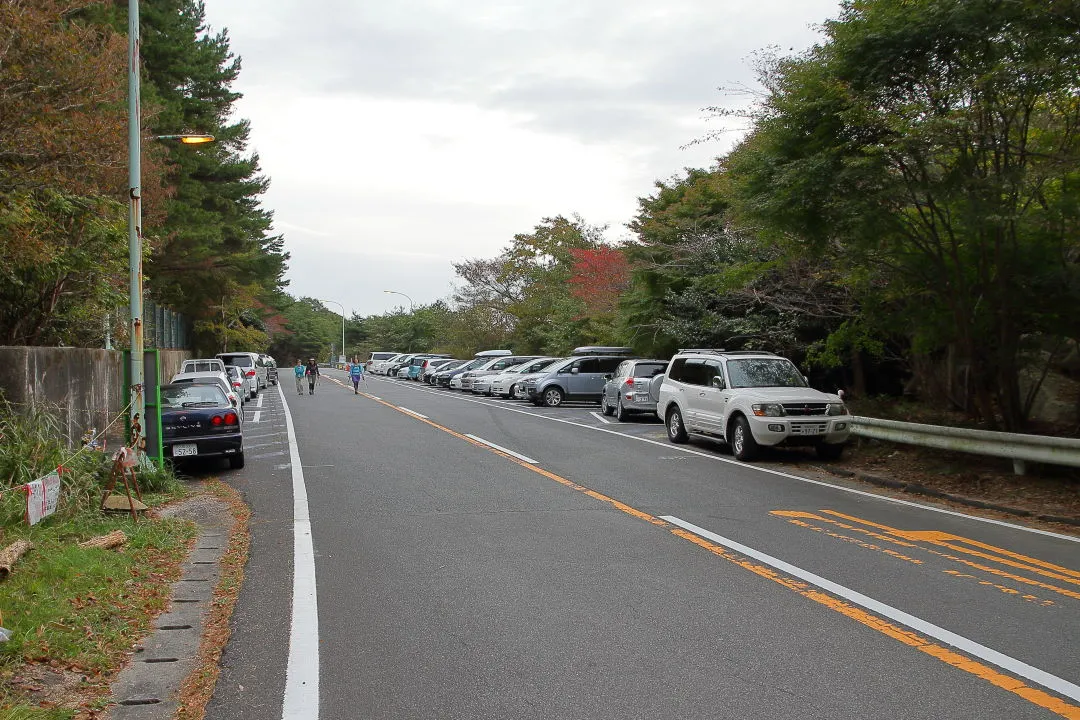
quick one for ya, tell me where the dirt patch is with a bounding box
[7,664,90,709]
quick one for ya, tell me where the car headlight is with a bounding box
[752,403,786,417]
[826,403,848,416]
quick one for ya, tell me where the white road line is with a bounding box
[377,380,1080,542]
[663,515,1080,702]
[278,384,320,719]
[590,411,613,424]
[464,434,538,464]
[257,393,265,408]
[397,406,428,419]
[251,411,262,423]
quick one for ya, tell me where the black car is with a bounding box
[161,382,245,469]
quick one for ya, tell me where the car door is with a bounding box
[694,360,727,433]
[678,359,709,430]
[566,358,599,397]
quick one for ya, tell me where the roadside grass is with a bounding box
[0,400,197,718]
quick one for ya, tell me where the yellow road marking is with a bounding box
[347,389,1080,718]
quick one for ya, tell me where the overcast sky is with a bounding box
[200,0,842,319]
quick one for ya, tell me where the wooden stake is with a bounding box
[0,540,32,579]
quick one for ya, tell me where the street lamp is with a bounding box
[383,290,415,311]
[322,299,346,364]
[128,0,213,450]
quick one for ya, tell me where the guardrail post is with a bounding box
[1013,459,1027,476]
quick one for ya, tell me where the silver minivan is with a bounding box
[523,350,634,407]
[216,352,266,393]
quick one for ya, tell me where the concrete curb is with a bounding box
[812,465,1080,527]
[105,495,234,719]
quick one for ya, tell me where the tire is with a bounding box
[249,389,256,400]
[507,384,516,398]
[816,442,845,461]
[666,406,688,443]
[615,399,629,422]
[228,452,245,469]
[731,416,760,461]
[542,387,564,407]
[601,393,614,416]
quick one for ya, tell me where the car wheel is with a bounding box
[601,393,614,416]
[507,384,516,398]
[542,387,564,407]
[229,452,245,469]
[666,406,688,443]
[249,389,256,400]
[731,416,760,461]
[816,442,845,461]
[615,399,629,422]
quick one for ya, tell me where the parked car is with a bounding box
[420,357,458,383]
[406,354,451,380]
[160,382,244,469]
[216,352,266,393]
[223,366,250,405]
[170,370,243,411]
[385,354,423,378]
[600,359,669,421]
[431,360,471,386]
[437,350,510,387]
[656,349,850,461]
[522,349,636,407]
[370,353,406,375]
[259,354,278,385]
[467,355,544,394]
[489,358,559,398]
[366,351,401,373]
[180,358,226,374]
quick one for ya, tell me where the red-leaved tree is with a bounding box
[568,246,631,317]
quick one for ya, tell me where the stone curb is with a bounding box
[810,465,1080,528]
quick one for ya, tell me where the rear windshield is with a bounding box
[162,384,228,408]
[371,352,396,361]
[219,355,253,368]
[633,362,667,378]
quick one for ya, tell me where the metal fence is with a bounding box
[111,301,190,350]
[850,416,1080,475]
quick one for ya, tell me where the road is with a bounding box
[206,369,1080,720]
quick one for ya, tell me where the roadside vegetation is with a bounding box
[0,401,195,718]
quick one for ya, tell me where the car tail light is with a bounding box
[233,381,242,388]
[224,412,239,425]
[245,370,255,377]
[624,378,634,387]
[211,415,224,426]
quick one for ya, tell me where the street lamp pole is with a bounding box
[322,299,346,364]
[127,0,145,448]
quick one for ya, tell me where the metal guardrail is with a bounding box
[850,416,1080,475]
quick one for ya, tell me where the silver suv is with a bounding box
[523,351,633,407]
[656,349,850,461]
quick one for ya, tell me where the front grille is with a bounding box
[782,403,828,416]
[790,422,827,435]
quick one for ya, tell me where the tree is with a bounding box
[726,0,1080,429]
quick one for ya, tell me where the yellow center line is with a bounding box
[345,387,1080,719]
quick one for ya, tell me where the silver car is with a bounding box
[489,358,559,397]
[600,359,668,421]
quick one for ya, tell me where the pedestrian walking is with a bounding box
[293,359,305,395]
[349,357,365,393]
[305,357,320,395]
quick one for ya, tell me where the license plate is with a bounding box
[172,443,198,457]
[635,394,650,403]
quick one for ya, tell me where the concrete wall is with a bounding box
[0,347,191,449]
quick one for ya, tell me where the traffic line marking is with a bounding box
[276,384,320,720]
[464,435,538,464]
[397,406,428,419]
[250,411,262,423]
[590,411,613,424]
[256,393,265,408]
[663,515,1080,716]
[350,391,1080,717]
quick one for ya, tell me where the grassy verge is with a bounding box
[0,400,196,718]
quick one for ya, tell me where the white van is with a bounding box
[216,352,266,395]
[181,358,226,374]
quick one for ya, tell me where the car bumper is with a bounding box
[164,433,243,460]
[615,391,657,413]
[748,416,851,447]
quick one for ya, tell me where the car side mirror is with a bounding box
[571,367,580,375]
[231,398,238,407]
[710,376,725,390]
[603,373,613,380]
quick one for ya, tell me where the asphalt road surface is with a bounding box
[206,369,1080,720]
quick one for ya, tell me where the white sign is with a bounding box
[26,471,61,526]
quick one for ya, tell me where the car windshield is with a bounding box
[726,358,807,388]
[162,385,229,408]
[633,362,667,378]
[221,355,252,368]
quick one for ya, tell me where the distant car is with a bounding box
[467,355,545,394]
[180,358,226,375]
[428,359,465,384]
[160,382,244,469]
[437,357,490,387]
[225,365,256,400]
[223,366,250,405]
[366,351,401,372]
[406,354,451,380]
[259,354,278,385]
[523,352,634,407]
[170,371,243,411]
[419,357,457,382]
[601,359,668,421]
[216,352,266,393]
[489,358,559,398]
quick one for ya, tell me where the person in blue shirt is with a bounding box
[293,359,305,396]
[349,357,365,393]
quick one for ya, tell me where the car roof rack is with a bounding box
[677,348,777,356]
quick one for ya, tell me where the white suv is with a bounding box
[656,349,850,461]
